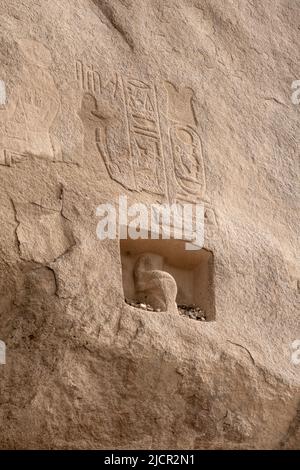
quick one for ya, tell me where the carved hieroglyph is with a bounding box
[76,61,206,202]
[164,82,206,202]
[122,77,167,195]
[77,61,167,195]
[169,124,205,197]
[0,40,60,166]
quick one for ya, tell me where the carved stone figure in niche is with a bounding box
[170,125,205,196]
[0,39,59,165]
[134,253,178,314]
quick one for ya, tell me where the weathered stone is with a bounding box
[0,0,299,450]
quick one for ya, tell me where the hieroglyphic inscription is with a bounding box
[169,125,205,197]
[95,120,136,191]
[164,82,205,202]
[75,60,206,202]
[76,61,136,188]
[76,60,168,196]
[75,60,120,99]
[122,78,167,195]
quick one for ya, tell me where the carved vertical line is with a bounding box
[113,72,118,99]
[91,66,96,94]
[81,62,86,90]
[75,60,83,89]
[154,83,170,202]
[120,76,137,187]
[94,70,101,96]
[87,68,94,93]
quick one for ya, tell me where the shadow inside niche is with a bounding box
[120,238,215,321]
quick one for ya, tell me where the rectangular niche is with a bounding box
[120,238,216,321]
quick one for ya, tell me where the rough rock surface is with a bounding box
[0,0,299,449]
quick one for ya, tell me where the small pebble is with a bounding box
[178,304,206,321]
[126,299,206,320]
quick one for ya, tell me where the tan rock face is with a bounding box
[0,0,299,449]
